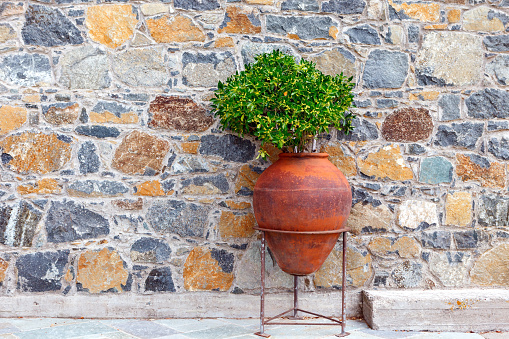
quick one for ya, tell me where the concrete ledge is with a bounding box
[363,289,509,332]
[0,291,361,319]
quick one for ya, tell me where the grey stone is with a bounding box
[0,201,42,247]
[466,88,509,119]
[131,238,171,263]
[408,25,420,43]
[307,47,355,79]
[266,15,337,40]
[45,200,110,243]
[362,49,408,89]
[147,200,210,238]
[354,99,371,108]
[182,51,236,87]
[16,250,69,292]
[112,48,167,87]
[438,94,460,121]
[145,267,176,292]
[92,101,134,116]
[434,122,484,149]
[22,4,83,47]
[408,144,426,155]
[200,134,255,163]
[281,0,319,11]
[377,99,398,109]
[210,248,234,274]
[419,157,453,184]
[75,125,121,138]
[488,121,509,131]
[174,0,220,10]
[351,187,382,207]
[321,0,366,14]
[391,261,422,288]
[0,53,52,86]
[489,137,509,160]
[59,46,110,90]
[68,180,128,196]
[338,117,378,141]
[241,42,300,65]
[484,35,509,52]
[171,156,211,174]
[454,230,487,249]
[78,141,100,174]
[487,55,509,85]
[421,231,451,249]
[478,194,509,227]
[181,174,229,194]
[345,24,381,45]
[428,252,471,287]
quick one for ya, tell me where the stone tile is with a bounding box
[154,319,226,332]
[410,333,483,339]
[5,319,88,332]
[105,320,180,339]
[15,321,115,339]
[0,323,19,335]
[76,331,138,339]
[184,324,252,339]
[358,328,421,338]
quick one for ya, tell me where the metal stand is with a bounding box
[254,231,349,338]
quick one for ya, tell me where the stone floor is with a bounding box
[0,317,505,339]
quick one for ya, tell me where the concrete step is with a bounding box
[363,289,509,332]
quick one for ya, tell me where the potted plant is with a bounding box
[211,50,355,275]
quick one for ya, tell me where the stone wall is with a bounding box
[0,0,509,315]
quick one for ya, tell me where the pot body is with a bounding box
[253,153,352,276]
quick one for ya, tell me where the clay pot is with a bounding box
[253,153,352,276]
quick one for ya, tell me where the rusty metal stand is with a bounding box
[254,231,349,338]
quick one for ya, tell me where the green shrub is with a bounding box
[211,50,356,159]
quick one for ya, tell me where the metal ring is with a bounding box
[253,226,349,234]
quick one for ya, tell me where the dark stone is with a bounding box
[147,200,210,238]
[0,53,52,87]
[408,144,426,155]
[68,180,128,196]
[421,231,451,249]
[478,194,509,227]
[46,200,109,243]
[321,0,366,14]
[131,238,171,263]
[382,108,433,142]
[434,122,484,149]
[487,121,509,131]
[145,267,176,292]
[210,248,234,273]
[484,35,509,52]
[199,134,255,163]
[415,68,447,87]
[174,0,220,10]
[75,125,121,138]
[351,187,382,207]
[78,141,100,174]
[0,201,42,247]
[16,250,69,292]
[345,25,381,45]
[92,101,133,116]
[381,186,406,197]
[362,50,409,89]
[488,137,509,160]
[389,3,412,20]
[454,230,486,249]
[385,91,403,98]
[22,4,83,47]
[377,99,398,109]
[438,94,460,121]
[337,117,378,141]
[281,0,319,11]
[487,55,509,85]
[466,88,509,119]
[266,15,337,40]
[182,174,229,194]
[391,261,422,288]
[373,272,390,287]
[488,10,509,26]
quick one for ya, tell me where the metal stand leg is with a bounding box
[255,232,270,338]
[336,231,350,337]
[290,276,301,319]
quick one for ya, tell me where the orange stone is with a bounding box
[134,180,170,196]
[448,9,461,23]
[261,144,281,164]
[112,198,143,210]
[218,211,256,239]
[224,200,251,210]
[235,165,261,194]
[287,34,300,40]
[424,24,448,30]
[86,5,138,49]
[322,144,357,177]
[181,142,200,154]
[388,0,440,22]
[214,37,235,48]
[445,191,472,226]
[0,132,73,174]
[0,106,27,136]
[0,257,8,283]
[0,2,24,16]
[22,94,41,103]
[409,91,440,101]
[17,178,61,195]
[329,26,339,39]
[358,145,414,181]
[147,15,205,43]
[77,248,129,293]
[44,103,80,125]
[245,0,273,4]
[456,154,505,189]
[89,111,138,124]
[217,7,261,34]
[183,247,234,291]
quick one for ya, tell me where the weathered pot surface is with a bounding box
[253,152,352,276]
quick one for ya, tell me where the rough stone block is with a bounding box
[362,49,408,89]
[16,250,69,292]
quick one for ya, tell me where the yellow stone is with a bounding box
[147,15,205,43]
[448,9,461,23]
[218,211,256,239]
[463,6,505,32]
[0,257,8,284]
[388,0,440,22]
[224,200,251,210]
[215,37,235,48]
[77,248,129,293]
[183,247,234,291]
[393,236,421,259]
[134,180,169,196]
[89,111,138,124]
[409,91,440,101]
[0,25,16,43]
[22,94,41,103]
[358,145,414,181]
[424,24,448,30]
[367,237,392,257]
[235,165,261,194]
[17,178,61,195]
[0,106,27,136]
[471,244,509,286]
[322,144,356,177]
[86,5,138,49]
[346,203,393,235]
[445,192,472,227]
[181,142,200,154]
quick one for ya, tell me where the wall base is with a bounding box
[363,289,509,332]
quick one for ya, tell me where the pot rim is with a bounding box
[278,152,329,158]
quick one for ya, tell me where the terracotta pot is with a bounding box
[253,153,352,276]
